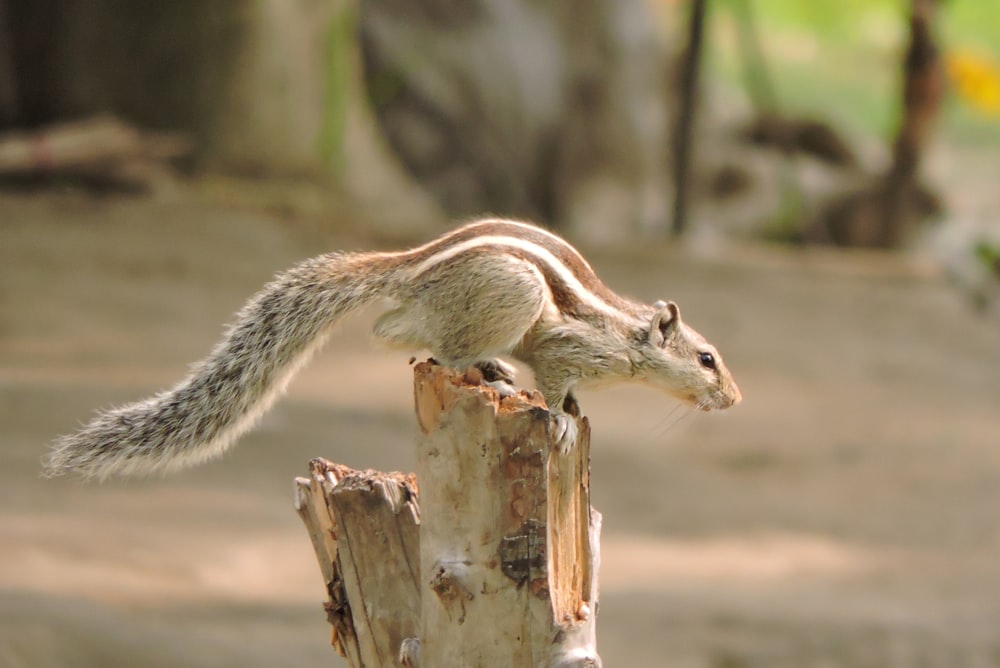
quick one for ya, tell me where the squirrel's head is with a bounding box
[632,300,741,411]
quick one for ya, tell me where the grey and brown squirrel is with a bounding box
[44,218,741,480]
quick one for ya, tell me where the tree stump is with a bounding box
[294,361,602,667]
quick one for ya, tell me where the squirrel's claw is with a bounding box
[552,414,578,455]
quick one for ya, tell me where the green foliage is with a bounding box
[709,0,1000,146]
[975,241,1000,274]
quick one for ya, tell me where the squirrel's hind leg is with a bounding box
[379,254,547,369]
[376,306,520,389]
[372,307,426,350]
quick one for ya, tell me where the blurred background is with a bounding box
[1,0,999,666]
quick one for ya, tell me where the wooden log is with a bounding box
[0,115,191,174]
[295,362,601,667]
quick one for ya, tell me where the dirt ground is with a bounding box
[1,190,998,668]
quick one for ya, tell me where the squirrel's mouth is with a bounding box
[688,385,741,411]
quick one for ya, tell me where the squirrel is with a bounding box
[44,218,741,480]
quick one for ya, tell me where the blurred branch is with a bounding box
[671,0,708,237]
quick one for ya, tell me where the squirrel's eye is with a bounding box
[698,352,716,370]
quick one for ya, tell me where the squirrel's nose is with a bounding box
[727,382,742,407]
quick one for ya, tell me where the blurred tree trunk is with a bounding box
[670,0,708,237]
[0,0,15,126]
[878,0,943,248]
[807,0,943,249]
[360,0,672,240]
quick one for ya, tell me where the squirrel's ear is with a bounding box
[648,300,682,346]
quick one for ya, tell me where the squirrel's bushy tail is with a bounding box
[44,252,393,480]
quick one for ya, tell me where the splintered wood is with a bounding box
[294,461,421,666]
[295,361,601,668]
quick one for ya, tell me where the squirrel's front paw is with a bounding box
[552,414,578,455]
